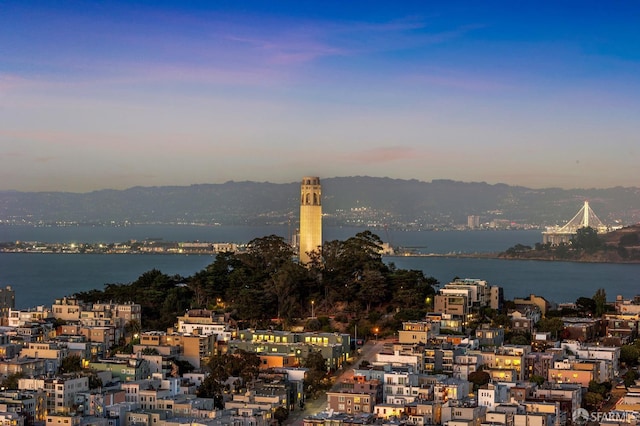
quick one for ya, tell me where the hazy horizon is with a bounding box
[2,1,639,192]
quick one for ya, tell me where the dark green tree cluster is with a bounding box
[584,380,612,410]
[309,231,437,317]
[620,339,640,367]
[303,350,330,398]
[571,227,604,253]
[468,370,491,391]
[191,235,316,328]
[76,269,192,330]
[59,355,83,374]
[197,350,261,401]
[74,231,437,332]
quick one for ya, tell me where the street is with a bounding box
[284,338,389,425]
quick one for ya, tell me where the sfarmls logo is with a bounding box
[573,408,638,424]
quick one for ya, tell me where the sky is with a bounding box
[1,1,640,192]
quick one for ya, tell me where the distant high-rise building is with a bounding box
[467,215,480,229]
[299,176,322,264]
[0,286,15,318]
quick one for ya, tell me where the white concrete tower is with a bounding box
[299,176,322,264]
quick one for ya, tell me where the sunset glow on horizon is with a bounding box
[2,1,639,192]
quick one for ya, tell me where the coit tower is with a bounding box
[299,176,322,264]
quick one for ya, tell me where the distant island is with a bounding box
[499,224,640,263]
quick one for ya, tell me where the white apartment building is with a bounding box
[382,371,421,403]
[478,383,510,411]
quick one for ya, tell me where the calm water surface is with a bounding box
[0,225,638,308]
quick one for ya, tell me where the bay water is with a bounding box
[0,225,638,309]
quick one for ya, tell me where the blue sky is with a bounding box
[1,1,639,191]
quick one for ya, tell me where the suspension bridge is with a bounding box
[542,201,611,245]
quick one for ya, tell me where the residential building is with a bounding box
[513,294,553,317]
[89,358,150,382]
[51,298,87,322]
[478,383,510,411]
[398,321,440,345]
[19,376,89,414]
[175,310,231,342]
[327,389,377,415]
[524,352,558,381]
[476,325,505,347]
[547,359,599,387]
[0,286,15,320]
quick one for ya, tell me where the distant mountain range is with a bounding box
[1,177,639,228]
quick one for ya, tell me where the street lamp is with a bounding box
[311,300,315,319]
[374,327,379,343]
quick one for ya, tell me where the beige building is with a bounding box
[547,359,599,387]
[398,321,440,345]
[45,414,81,426]
[327,390,377,415]
[51,297,87,322]
[20,342,69,364]
[299,176,322,264]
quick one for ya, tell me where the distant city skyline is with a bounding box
[1,1,639,192]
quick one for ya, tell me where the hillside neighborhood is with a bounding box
[0,278,638,426]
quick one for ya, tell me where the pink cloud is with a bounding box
[338,146,425,164]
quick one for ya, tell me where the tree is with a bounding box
[536,317,564,338]
[576,297,596,316]
[274,407,289,425]
[59,355,83,374]
[619,232,639,247]
[509,333,531,345]
[623,370,639,387]
[0,372,24,389]
[197,350,261,398]
[357,269,387,312]
[88,372,103,389]
[468,370,491,391]
[529,374,545,386]
[571,226,603,253]
[620,344,640,366]
[584,391,603,410]
[125,319,141,338]
[588,380,611,397]
[492,314,511,329]
[592,288,607,318]
[389,268,437,311]
[264,262,309,326]
[303,351,328,397]
[171,359,195,377]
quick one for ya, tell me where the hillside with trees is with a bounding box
[74,231,438,333]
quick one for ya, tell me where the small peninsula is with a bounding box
[499,224,640,263]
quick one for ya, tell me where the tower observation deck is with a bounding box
[542,201,611,245]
